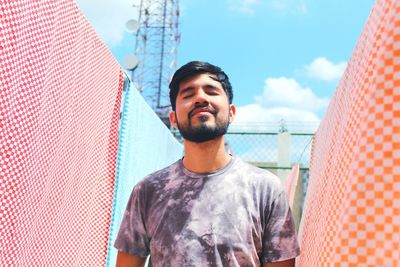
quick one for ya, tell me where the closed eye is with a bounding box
[204,86,222,96]
[207,91,219,96]
[182,93,194,99]
[179,87,194,99]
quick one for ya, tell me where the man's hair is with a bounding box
[169,61,233,111]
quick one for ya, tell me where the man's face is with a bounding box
[169,73,236,143]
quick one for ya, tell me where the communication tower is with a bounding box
[127,0,180,124]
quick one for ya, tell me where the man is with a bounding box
[115,61,300,266]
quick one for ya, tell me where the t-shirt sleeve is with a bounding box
[114,182,150,257]
[260,190,301,263]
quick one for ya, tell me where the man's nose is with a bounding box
[194,89,209,105]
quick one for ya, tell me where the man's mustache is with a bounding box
[188,105,217,118]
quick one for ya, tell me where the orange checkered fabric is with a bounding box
[0,1,123,265]
[298,0,400,265]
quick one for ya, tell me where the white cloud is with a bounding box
[304,57,347,81]
[230,76,328,132]
[256,77,330,112]
[75,0,140,46]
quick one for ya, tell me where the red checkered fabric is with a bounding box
[0,1,123,265]
[298,0,400,265]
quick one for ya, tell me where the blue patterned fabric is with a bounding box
[106,78,182,267]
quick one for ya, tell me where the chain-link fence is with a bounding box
[171,130,315,229]
[224,132,313,166]
[172,130,313,190]
[171,130,314,167]
[224,131,314,221]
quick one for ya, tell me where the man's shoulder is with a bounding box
[233,157,283,189]
[139,160,181,185]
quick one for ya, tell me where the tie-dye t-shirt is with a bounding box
[115,157,300,266]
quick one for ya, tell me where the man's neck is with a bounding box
[182,136,232,173]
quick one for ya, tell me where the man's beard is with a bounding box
[176,113,230,143]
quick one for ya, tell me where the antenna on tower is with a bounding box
[125,0,180,127]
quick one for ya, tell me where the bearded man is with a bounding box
[114,61,300,267]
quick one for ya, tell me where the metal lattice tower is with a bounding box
[133,0,180,120]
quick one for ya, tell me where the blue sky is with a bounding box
[76,0,375,132]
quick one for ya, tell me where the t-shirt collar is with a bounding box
[179,156,236,179]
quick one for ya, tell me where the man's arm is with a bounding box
[115,251,147,267]
[263,258,295,267]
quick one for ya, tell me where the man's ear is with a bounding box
[229,104,236,124]
[169,110,177,128]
